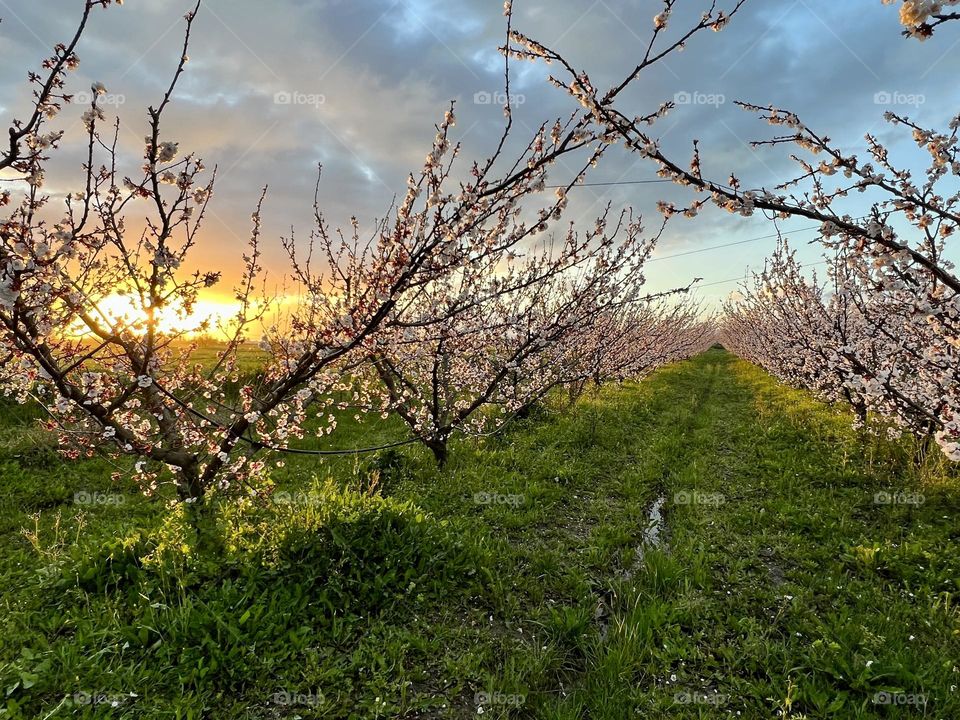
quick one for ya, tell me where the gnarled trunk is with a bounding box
[426,438,449,467]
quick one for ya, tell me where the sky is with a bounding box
[1,0,958,311]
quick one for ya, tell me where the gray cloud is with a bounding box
[1,0,958,300]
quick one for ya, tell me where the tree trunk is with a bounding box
[177,464,222,554]
[854,401,867,426]
[427,438,449,467]
[566,380,587,407]
[176,462,205,503]
[914,426,936,467]
[515,401,535,420]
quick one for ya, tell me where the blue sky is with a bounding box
[1,0,958,305]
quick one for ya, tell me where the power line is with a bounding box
[648,214,868,284]
[647,225,821,263]
[538,181,868,287]
[541,182,869,265]
[697,260,830,289]
[545,179,672,188]
[649,214,870,263]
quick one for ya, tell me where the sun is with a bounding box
[72,293,242,339]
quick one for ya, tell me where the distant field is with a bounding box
[0,349,957,719]
[159,340,272,374]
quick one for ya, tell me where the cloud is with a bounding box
[1,0,958,303]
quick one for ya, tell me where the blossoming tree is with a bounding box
[0,1,603,504]
[721,237,958,458]
[509,0,960,459]
[563,297,714,400]
[0,0,721,508]
[369,207,700,465]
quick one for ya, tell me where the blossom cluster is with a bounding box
[882,0,960,39]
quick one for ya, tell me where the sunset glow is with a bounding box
[73,294,243,338]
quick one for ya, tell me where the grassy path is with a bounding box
[0,350,957,719]
[533,349,960,719]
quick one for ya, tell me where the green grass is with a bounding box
[0,349,958,718]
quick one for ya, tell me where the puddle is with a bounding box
[596,494,671,641]
[616,494,668,583]
[642,495,667,550]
